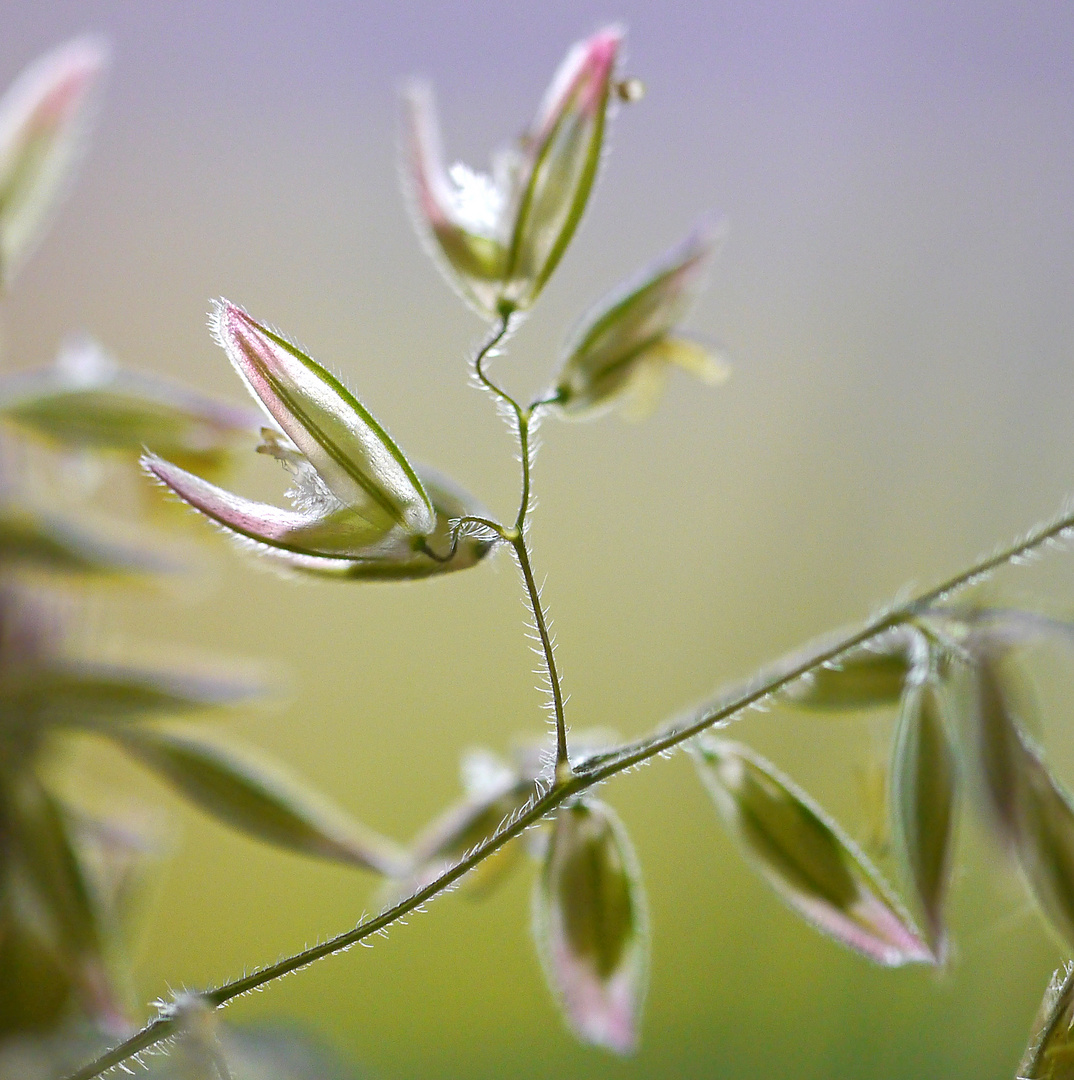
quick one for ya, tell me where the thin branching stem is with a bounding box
[515,410,533,534]
[580,503,1074,780]
[68,1019,173,1080]
[415,536,458,563]
[473,315,571,772]
[473,316,521,420]
[513,399,552,529]
[64,502,1074,1080]
[454,514,508,537]
[511,531,570,772]
[420,514,515,562]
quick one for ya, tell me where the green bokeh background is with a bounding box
[5,2,1074,1077]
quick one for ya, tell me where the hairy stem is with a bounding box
[512,531,570,773]
[581,502,1074,779]
[64,502,1074,1080]
[473,316,570,771]
[473,315,520,420]
[516,409,533,533]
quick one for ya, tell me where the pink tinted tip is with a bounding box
[584,27,624,72]
[215,299,251,340]
[533,27,624,141]
[143,452,318,547]
[211,301,304,430]
[27,38,108,126]
[577,27,624,114]
[41,61,101,122]
[212,301,274,379]
[402,86,452,229]
[552,939,640,1055]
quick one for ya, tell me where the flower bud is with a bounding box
[146,453,496,578]
[212,302,434,537]
[403,84,509,318]
[139,302,501,580]
[533,799,648,1054]
[692,737,934,966]
[0,499,180,577]
[404,28,623,320]
[552,223,728,419]
[1006,730,1074,953]
[501,27,623,312]
[0,335,260,475]
[6,774,126,1029]
[970,652,1074,952]
[890,674,958,960]
[0,37,108,285]
[783,628,926,712]
[112,726,406,876]
[13,655,263,728]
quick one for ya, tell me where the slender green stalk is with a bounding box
[582,502,1074,780]
[415,537,457,563]
[472,313,538,535]
[64,502,1074,1080]
[456,515,508,536]
[66,1018,173,1080]
[515,410,533,534]
[473,316,571,772]
[511,530,570,772]
[472,316,520,420]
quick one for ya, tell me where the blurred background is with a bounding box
[4,1,1074,1077]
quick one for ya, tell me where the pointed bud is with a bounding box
[142,302,448,571]
[971,652,1027,842]
[0,37,107,285]
[402,84,509,317]
[552,224,726,419]
[890,675,958,960]
[0,336,260,473]
[692,737,934,966]
[972,659,1074,952]
[403,28,623,319]
[212,302,433,536]
[533,800,648,1055]
[502,27,623,311]
[1019,964,1074,1079]
[144,451,393,560]
[146,453,496,577]
[1015,742,1074,954]
[784,630,924,712]
[112,727,406,876]
[9,655,263,728]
